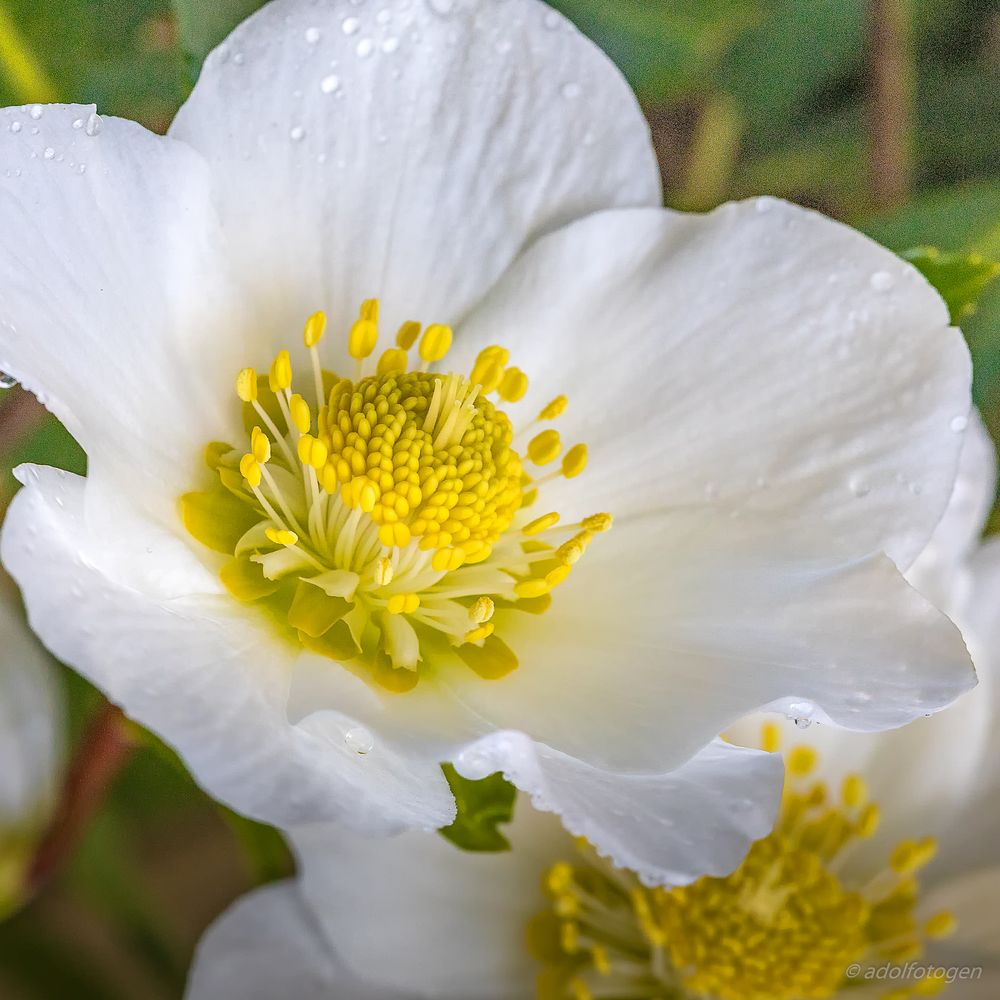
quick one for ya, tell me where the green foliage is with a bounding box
[438,764,517,852]
[170,0,267,71]
[901,247,1000,324]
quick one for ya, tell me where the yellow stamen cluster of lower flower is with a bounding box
[530,723,955,1000]
[181,302,609,692]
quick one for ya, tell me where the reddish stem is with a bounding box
[26,701,135,893]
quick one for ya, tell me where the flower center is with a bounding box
[181,302,609,692]
[530,723,956,1000]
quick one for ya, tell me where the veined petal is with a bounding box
[0,104,248,527]
[289,810,562,999]
[452,733,783,887]
[186,883,398,1000]
[1,467,454,834]
[169,0,661,354]
[453,202,971,571]
[445,509,975,775]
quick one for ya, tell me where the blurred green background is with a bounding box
[0,1,999,996]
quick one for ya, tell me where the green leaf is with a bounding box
[438,764,517,853]
[171,0,266,71]
[548,0,761,105]
[900,247,1000,324]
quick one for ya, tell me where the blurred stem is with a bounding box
[676,92,743,212]
[27,702,136,895]
[867,0,915,209]
[0,3,58,103]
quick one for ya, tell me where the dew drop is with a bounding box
[356,37,374,57]
[9,121,21,134]
[342,16,360,34]
[345,726,374,754]
[870,270,895,292]
[376,8,392,25]
[28,105,43,120]
[950,415,969,432]
[381,36,399,53]
[561,82,581,99]
[304,25,321,43]
[233,51,246,65]
[43,146,55,160]
[72,118,84,129]
[793,717,812,730]
[544,9,561,28]
[320,73,341,93]
[84,113,101,137]
[0,372,18,389]
[849,474,871,498]
[289,125,306,141]
[428,0,455,13]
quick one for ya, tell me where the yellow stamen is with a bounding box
[524,512,560,535]
[236,367,258,402]
[396,321,421,349]
[561,443,588,478]
[265,527,298,546]
[269,350,292,392]
[418,323,453,364]
[528,429,562,466]
[498,367,529,402]
[377,347,408,375]
[303,310,327,347]
[538,395,568,420]
[289,394,312,434]
[348,318,378,360]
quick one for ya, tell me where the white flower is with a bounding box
[0,592,63,914]
[185,420,1000,999]
[0,0,975,882]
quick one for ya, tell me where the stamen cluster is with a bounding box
[181,302,610,692]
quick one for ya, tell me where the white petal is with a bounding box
[453,202,970,570]
[906,410,997,612]
[290,809,562,999]
[922,867,1000,958]
[453,732,783,887]
[169,0,661,349]
[445,508,975,774]
[1,468,454,834]
[0,595,62,829]
[186,882,398,1000]
[0,104,247,526]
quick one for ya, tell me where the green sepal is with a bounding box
[287,582,351,638]
[438,764,517,853]
[902,246,1000,323]
[299,621,362,662]
[455,635,519,680]
[180,489,260,554]
[220,557,279,602]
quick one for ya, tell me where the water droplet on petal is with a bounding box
[0,372,18,389]
[43,147,55,160]
[28,105,43,120]
[381,36,399,53]
[72,118,84,129]
[793,717,812,730]
[345,726,374,754]
[9,121,21,134]
[849,474,871,498]
[561,82,581,99]
[289,125,306,142]
[428,0,455,13]
[84,113,101,137]
[950,415,969,432]
[304,25,321,43]
[870,270,894,292]
[233,51,246,65]
[356,37,374,57]
[320,73,341,93]
[544,10,561,28]
[342,16,360,34]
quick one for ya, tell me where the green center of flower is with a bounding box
[530,723,956,1000]
[181,302,609,692]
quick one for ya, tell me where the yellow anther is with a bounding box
[348,318,378,360]
[304,310,327,347]
[469,596,495,625]
[498,366,529,402]
[545,565,572,588]
[396,320,421,349]
[556,532,591,565]
[515,579,550,599]
[891,840,919,874]
[581,513,613,533]
[562,443,588,478]
[418,323,453,363]
[289,393,312,434]
[591,945,611,976]
[464,622,495,644]
[269,350,293,392]
[239,453,262,488]
[250,426,271,464]
[236,367,259,403]
[528,429,562,466]
[265,527,299,547]
[374,557,394,587]
[387,593,420,615]
[470,355,504,392]
[924,911,956,938]
[297,434,329,470]
[760,721,781,753]
[569,977,591,1000]
[857,802,880,838]
[360,298,380,322]
[787,745,818,777]
[524,512,560,535]
[841,773,867,809]
[538,394,568,420]
[546,863,574,894]
[377,347,408,376]
[379,522,412,548]
[432,547,466,572]
[343,478,380,513]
